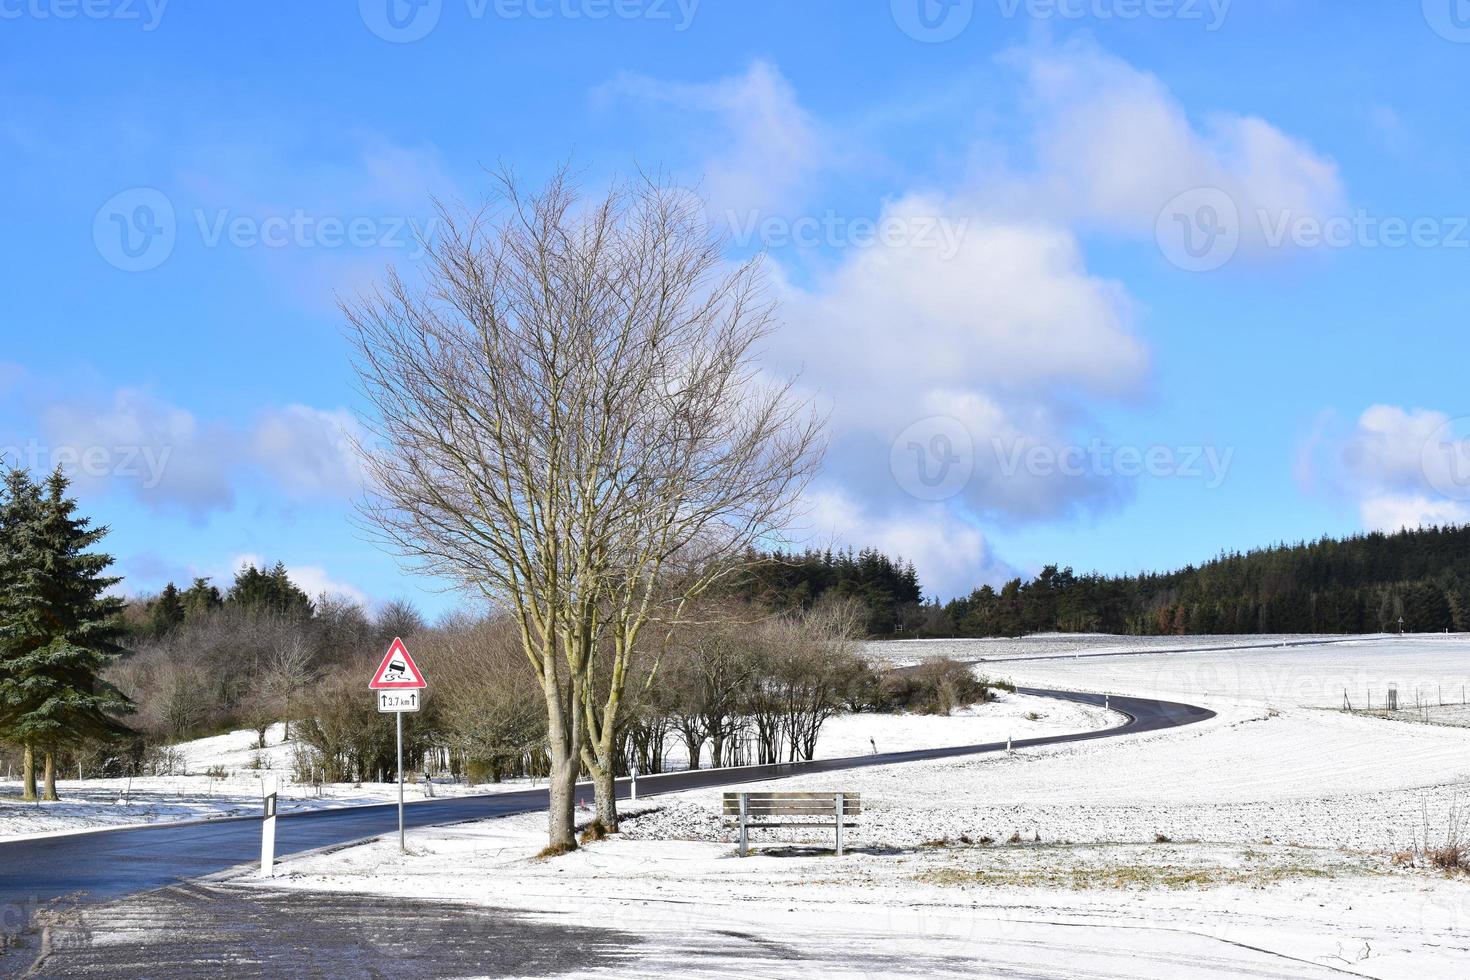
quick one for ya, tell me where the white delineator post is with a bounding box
[630,761,638,801]
[260,774,278,878]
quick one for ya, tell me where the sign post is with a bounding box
[369,637,427,853]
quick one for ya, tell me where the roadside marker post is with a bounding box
[369,637,428,854]
[260,774,278,878]
[630,762,638,801]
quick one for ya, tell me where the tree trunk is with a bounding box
[592,762,618,833]
[542,666,582,852]
[545,750,579,850]
[582,734,620,834]
[43,750,58,801]
[21,744,37,802]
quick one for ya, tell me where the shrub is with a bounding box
[878,659,995,715]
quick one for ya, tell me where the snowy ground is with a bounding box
[255,807,1470,978]
[870,633,1470,712]
[0,723,517,842]
[0,694,1103,841]
[243,635,1470,977]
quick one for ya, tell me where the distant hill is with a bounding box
[939,525,1470,637]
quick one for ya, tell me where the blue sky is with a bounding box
[4,1,1470,617]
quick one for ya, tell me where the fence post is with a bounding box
[738,793,748,858]
[835,793,845,857]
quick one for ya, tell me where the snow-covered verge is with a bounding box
[0,694,1109,841]
[255,807,1470,978]
[0,722,528,842]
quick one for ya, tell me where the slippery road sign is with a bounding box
[369,637,426,690]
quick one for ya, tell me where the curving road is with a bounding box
[0,688,1212,916]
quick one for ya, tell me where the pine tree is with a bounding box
[146,582,186,637]
[180,576,223,620]
[226,561,313,618]
[0,468,44,799]
[0,469,134,801]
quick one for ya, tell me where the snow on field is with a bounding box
[870,633,1470,711]
[627,638,1470,853]
[864,632,1369,669]
[235,635,1470,977]
[257,806,1470,978]
[0,694,1105,841]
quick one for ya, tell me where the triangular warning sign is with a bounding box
[369,637,427,690]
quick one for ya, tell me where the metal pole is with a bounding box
[397,709,405,853]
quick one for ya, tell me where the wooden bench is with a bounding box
[722,791,861,857]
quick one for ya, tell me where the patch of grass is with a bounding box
[578,820,611,845]
[535,840,578,859]
[917,862,1335,891]
[1154,833,1173,844]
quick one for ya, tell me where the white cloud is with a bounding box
[26,385,365,519]
[250,404,367,499]
[1317,405,1470,532]
[38,388,236,518]
[773,195,1145,522]
[803,489,1015,599]
[1360,495,1470,533]
[602,60,823,215]
[1011,38,1344,249]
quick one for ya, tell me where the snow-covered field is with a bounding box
[0,694,1106,841]
[870,633,1470,712]
[246,634,1470,978]
[864,632,1373,668]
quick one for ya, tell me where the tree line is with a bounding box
[923,525,1470,638]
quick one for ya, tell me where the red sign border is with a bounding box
[368,637,427,690]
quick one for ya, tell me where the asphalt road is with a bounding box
[0,688,1212,918]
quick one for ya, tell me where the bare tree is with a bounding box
[347,170,824,848]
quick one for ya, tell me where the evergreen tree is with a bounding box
[0,468,44,799]
[227,561,313,618]
[146,582,186,637]
[180,576,223,620]
[0,469,134,800]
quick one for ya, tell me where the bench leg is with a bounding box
[835,793,844,857]
[739,797,748,858]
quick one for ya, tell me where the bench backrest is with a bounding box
[722,792,861,818]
